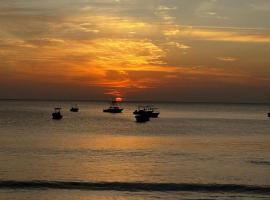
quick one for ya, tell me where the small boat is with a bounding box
[52,107,63,120]
[103,100,123,113]
[70,105,79,112]
[148,106,160,118]
[133,105,160,118]
[268,113,270,118]
[135,113,150,123]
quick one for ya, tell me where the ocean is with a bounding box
[0,101,269,199]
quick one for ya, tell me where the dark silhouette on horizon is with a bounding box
[52,108,63,120]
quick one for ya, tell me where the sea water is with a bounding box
[0,101,270,199]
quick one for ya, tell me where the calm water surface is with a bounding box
[0,101,270,199]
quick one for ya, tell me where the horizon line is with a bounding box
[0,98,268,105]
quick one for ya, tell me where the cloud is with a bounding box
[206,12,217,16]
[249,2,270,11]
[217,57,238,62]
[0,36,174,96]
[157,5,177,11]
[1,0,270,101]
[165,41,190,48]
[164,27,270,43]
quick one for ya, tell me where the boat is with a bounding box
[268,113,270,118]
[135,113,150,123]
[133,105,160,118]
[148,106,160,118]
[70,105,79,112]
[103,100,123,113]
[52,107,63,120]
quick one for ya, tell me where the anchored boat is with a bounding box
[135,113,150,123]
[133,105,160,118]
[103,100,123,113]
[52,107,63,120]
[70,105,79,112]
[133,105,160,123]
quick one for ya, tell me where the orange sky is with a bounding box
[0,0,270,102]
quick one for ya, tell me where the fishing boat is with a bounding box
[135,113,150,123]
[52,107,63,120]
[133,105,160,118]
[70,105,79,112]
[103,100,123,113]
[148,106,160,118]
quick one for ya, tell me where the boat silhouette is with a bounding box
[103,100,123,113]
[133,105,160,118]
[70,105,79,112]
[52,108,63,120]
[135,113,150,123]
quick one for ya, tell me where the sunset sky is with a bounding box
[1,0,270,102]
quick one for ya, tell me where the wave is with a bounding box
[250,160,270,166]
[0,181,269,194]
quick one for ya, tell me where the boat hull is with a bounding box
[70,108,79,112]
[133,110,159,118]
[135,114,150,123]
[103,108,123,113]
[52,113,63,120]
[149,112,160,118]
